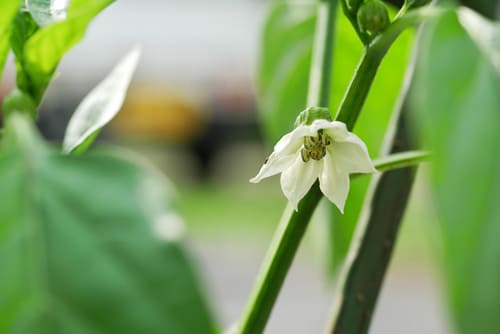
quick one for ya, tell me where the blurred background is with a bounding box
[0,0,452,333]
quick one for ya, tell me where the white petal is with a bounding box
[330,134,376,174]
[274,125,307,155]
[319,154,350,213]
[315,120,350,141]
[250,152,296,183]
[280,156,322,210]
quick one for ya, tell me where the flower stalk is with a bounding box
[237,4,429,334]
[237,1,338,333]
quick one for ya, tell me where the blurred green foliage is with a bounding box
[0,115,214,334]
[413,8,500,334]
[10,0,113,105]
[1,1,216,333]
[0,0,19,80]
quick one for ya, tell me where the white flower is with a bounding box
[250,119,376,213]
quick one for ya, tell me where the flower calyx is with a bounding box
[294,107,332,128]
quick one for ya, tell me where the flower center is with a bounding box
[300,130,331,162]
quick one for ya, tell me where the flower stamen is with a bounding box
[301,130,331,162]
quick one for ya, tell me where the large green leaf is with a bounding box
[412,9,500,334]
[0,0,21,81]
[11,0,113,104]
[0,114,214,334]
[258,0,413,274]
[63,48,140,154]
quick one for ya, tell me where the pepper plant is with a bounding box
[0,0,499,333]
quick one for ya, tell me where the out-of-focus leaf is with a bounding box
[63,48,140,154]
[457,7,500,75]
[258,0,413,274]
[0,114,214,334]
[25,0,70,27]
[258,0,317,143]
[0,0,19,80]
[12,0,113,104]
[412,9,500,334]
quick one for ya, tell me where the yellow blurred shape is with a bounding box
[111,85,205,142]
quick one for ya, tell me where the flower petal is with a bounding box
[319,154,350,213]
[317,120,350,141]
[250,152,296,183]
[280,156,322,210]
[330,134,376,174]
[273,130,302,155]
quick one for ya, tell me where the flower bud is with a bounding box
[294,107,331,128]
[357,0,390,34]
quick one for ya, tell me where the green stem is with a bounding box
[371,150,430,173]
[237,5,431,334]
[307,0,338,107]
[327,99,418,334]
[335,8,425,130]
[237,184,323,334]
[237,1,337,333]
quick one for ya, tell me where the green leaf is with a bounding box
[0,0,20,81]
[457,7,500,75]
[258,0,414,274]
[0,114,214,334]
[12,0,113,104]
[258,0,316,143]
[63,48,140,154]
[412,9,500,334]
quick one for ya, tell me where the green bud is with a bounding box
[2,89,37,119]
[294,107,331,128]
[357,0,390,34]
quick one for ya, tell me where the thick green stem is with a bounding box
[326,29,421,331]
[327,103,417,334]
[237,1,337,333]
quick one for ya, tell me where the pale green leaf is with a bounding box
[63,48,140,154]
[457,7,500,75]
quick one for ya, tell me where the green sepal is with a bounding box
[294,107,332,127]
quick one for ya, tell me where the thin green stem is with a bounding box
[335,8,427,130]
[237,1,338,333]
[307,0,338,107]
[372,150,430,173]
[237,184,323,334]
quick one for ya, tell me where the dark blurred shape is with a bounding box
[459,0,499,19]
[384,0,404,8]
